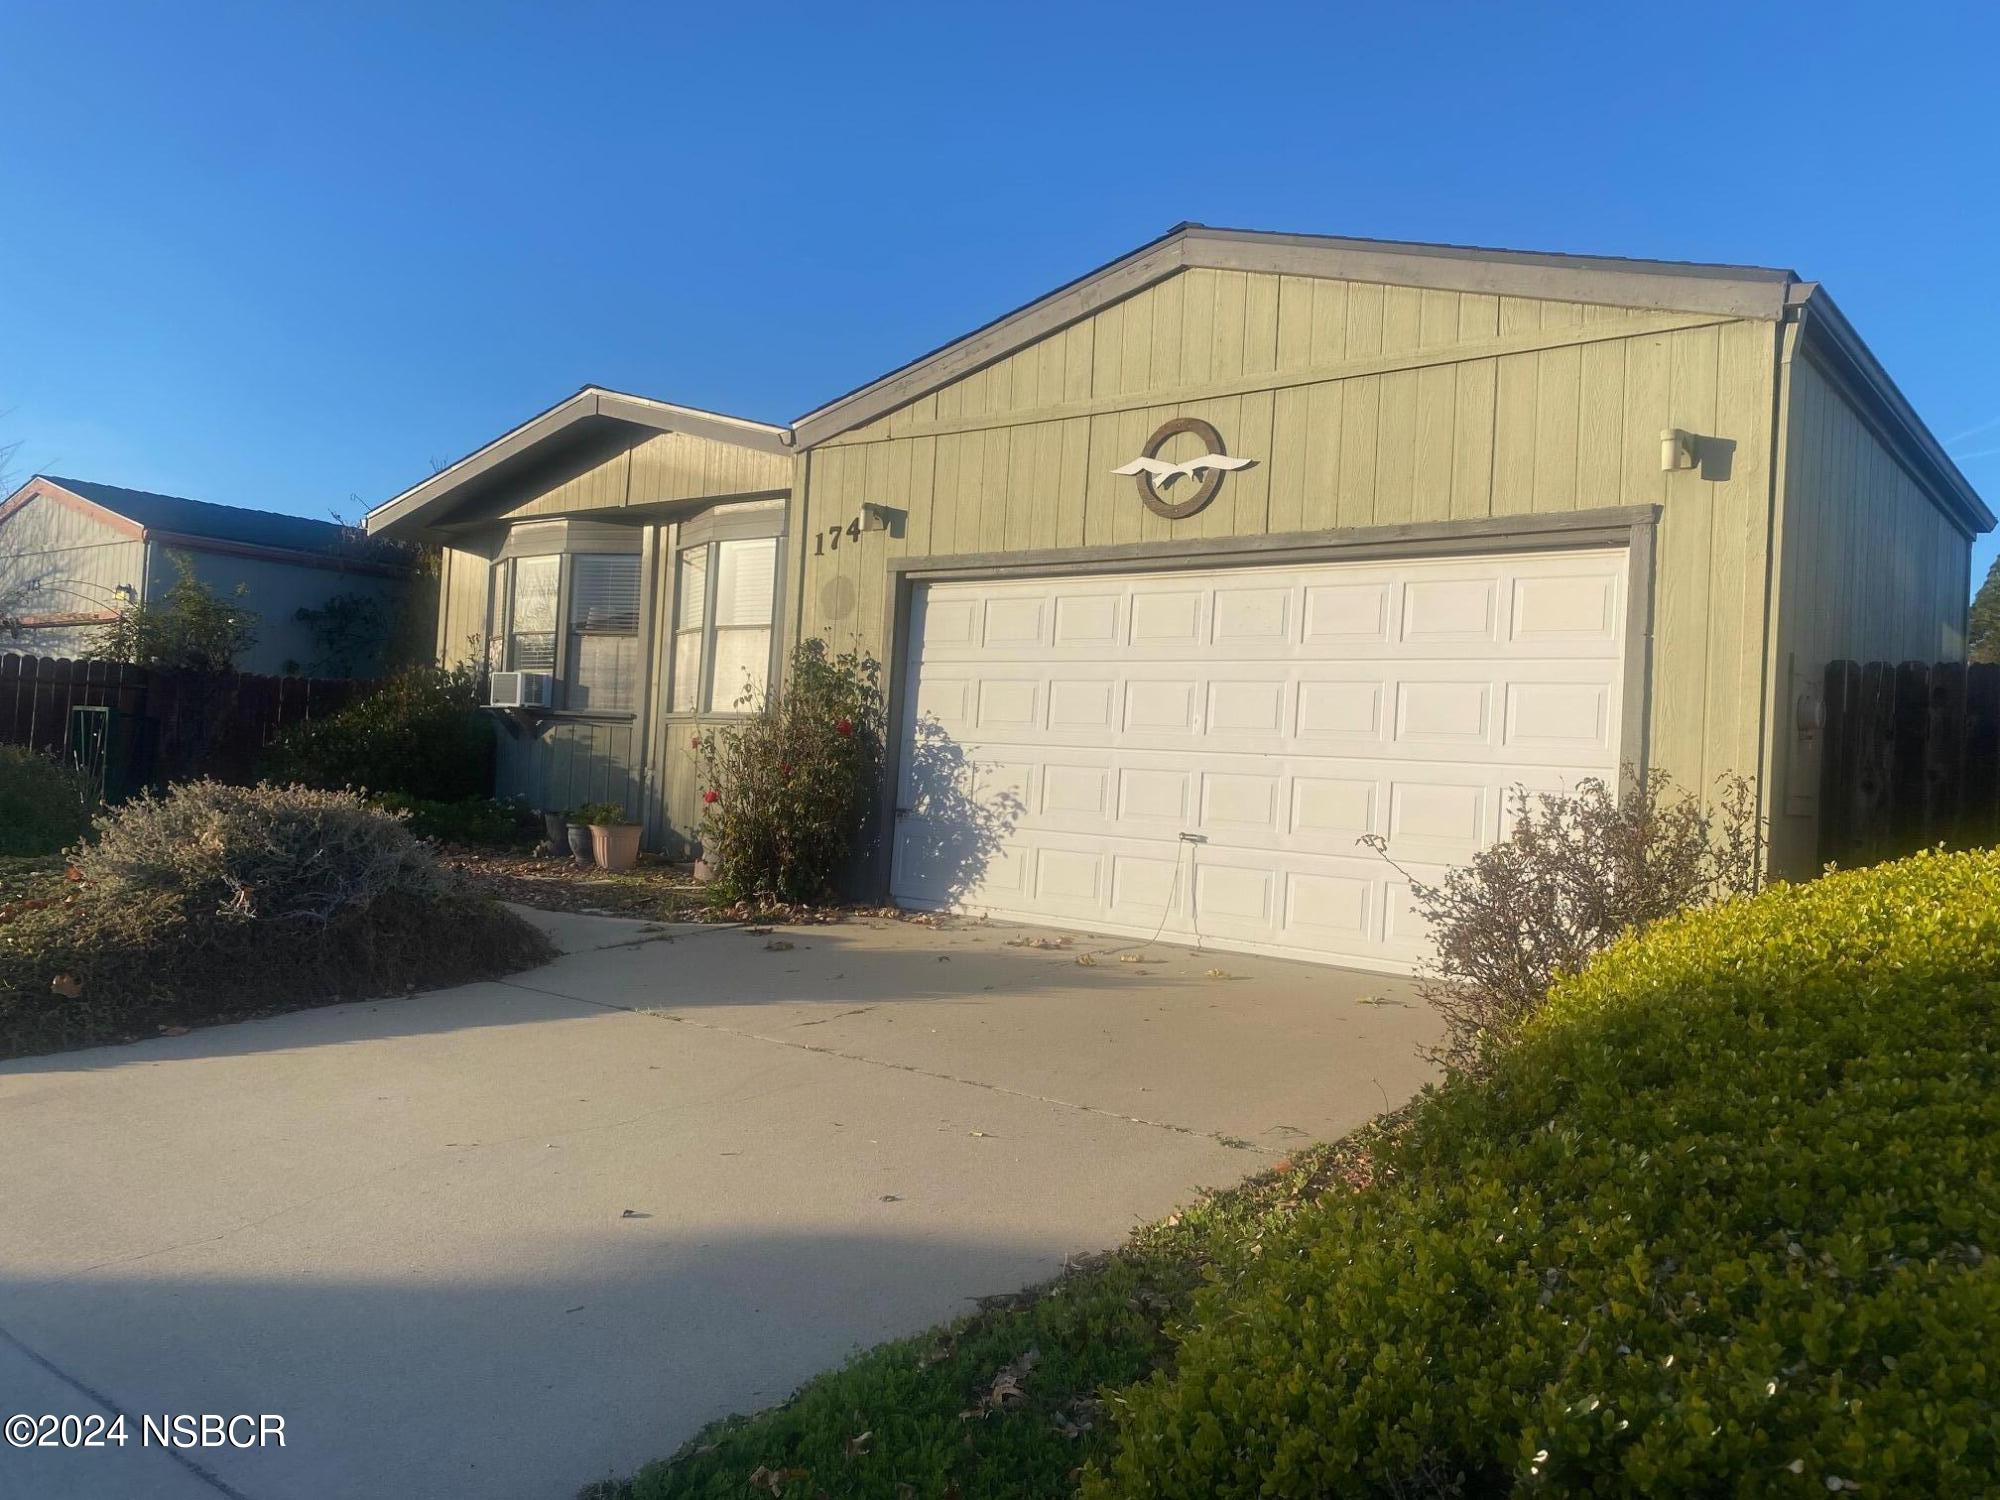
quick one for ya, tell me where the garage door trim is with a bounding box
[871,504,1660,919]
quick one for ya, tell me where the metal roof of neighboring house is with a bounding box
[1,475,411,575]
[35,476,357,555]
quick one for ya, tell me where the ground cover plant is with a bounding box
[580,1116,1410,1500]
[588,848,1999,1498]
[1089,847,1999,1497]
[0,781,551,1058]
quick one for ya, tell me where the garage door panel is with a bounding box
[1401,576,1499,644]
[1109,853,1186,927]
[893,548,1627,972]
[1128,589,1206,647]
[1039,763,1111,819]
[1194,861,1277,928]
[982,594,1048,648]
[1393,680,1494,747]
[1303,582,1393,643]
[1211,584,1293,644]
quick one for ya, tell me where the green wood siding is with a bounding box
[496,718,641,823]
[1766,352,1973,872]
[791,265,1778,811]
[431,425,792,848]
[495,429,790,521]
[436,544,492,667]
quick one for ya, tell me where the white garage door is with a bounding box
[890,547,1630,973]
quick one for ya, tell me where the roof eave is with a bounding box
[364,386,792,538]
[1788,283,1995,536]
[0,477,147,539]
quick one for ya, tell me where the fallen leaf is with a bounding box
[1074,953,1098,967]
[844,1430,872,1457]
[765,939,795,951]
[1204,968,1234,980]
[960,1346,1041,1419]
[158,1025,190,1037]
[1117,953,1155,964]
[880,1193,903,1202]
[50,973,83,998]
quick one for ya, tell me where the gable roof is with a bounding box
[1,474,412,574]
[786,221,1989,535]
[31,475,360,555]
[364,386,790,537]
[788,222,1803,449]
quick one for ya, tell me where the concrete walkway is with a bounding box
[0,909,1436,1500]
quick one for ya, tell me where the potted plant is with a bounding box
[563,808,597,864]
[576,800,642,872]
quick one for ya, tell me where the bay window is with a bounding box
[488,543,642,714]
[670,531,781,715]
[565,554,642,711]
[508,555,559,673]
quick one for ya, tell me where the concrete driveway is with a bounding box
[0,908,1436,1500]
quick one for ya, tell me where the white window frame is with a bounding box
[487,540,645,717]
[666,505,786,719]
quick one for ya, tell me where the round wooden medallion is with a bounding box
[1134,416,1229,520]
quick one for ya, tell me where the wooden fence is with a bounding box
[0,653,370,796]
[1819,660,2000,867]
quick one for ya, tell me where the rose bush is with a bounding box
[693,639,883,905]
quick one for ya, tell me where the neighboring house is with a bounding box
[366,224,1991,974]
[0,475,412,676]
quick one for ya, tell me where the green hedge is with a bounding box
[262,664,492,803]
[1088,849,2000,1497]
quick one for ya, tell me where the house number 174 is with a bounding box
[813,517,864,555]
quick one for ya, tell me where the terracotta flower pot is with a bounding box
[566,824,596,864]
[591,822,642,872]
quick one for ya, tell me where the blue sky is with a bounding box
[4,2,1998,587]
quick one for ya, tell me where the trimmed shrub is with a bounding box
[1,781,550,1058]
[0,746,93,856]
[694,640,883,906]
[1087,849,2000,1498]
[1367,770,1760,1074]
[262,662,493,802]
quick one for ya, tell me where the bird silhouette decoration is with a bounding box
[1110,452,1255,488]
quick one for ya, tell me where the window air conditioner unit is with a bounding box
[488,671,554,709]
